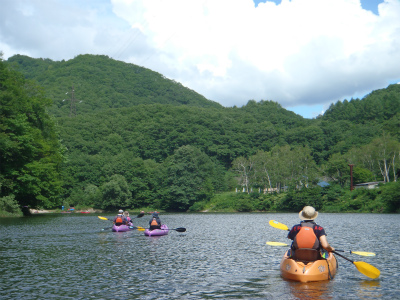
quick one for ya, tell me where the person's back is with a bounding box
[149,212,161,230]
[290,221,322,250]
[113,209,128,225]
[288,206,334,261]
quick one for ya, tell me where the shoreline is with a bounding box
[29,208,103,214]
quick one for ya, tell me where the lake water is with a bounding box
[0,212,398,299]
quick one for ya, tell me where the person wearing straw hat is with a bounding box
[287,206,335,260]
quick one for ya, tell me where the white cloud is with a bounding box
[110,0,400,109]
[1,0,400,116]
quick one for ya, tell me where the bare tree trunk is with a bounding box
[235,158,254,193]
[378,163,385,182]
[379,159,391,183]
[263,166,272,189]
[384,158,391,182]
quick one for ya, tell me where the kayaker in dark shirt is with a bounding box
[288,206,334,259]
[149,212,162,230]
[113,209,128,225]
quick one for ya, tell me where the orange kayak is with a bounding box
[280,250,338,282]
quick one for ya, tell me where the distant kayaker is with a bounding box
[124,211,131,224]
[113,209,128,226]
[149,212,162,230]
[287,206,335,260]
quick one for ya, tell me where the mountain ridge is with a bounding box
[6,54,222,117]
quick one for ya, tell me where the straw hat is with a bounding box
[299,206,318,220]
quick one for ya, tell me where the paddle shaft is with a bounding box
[131,213,145,219]
[146,227,186,232]
[333,251,354,263]
[168,228,186,232]
[130,226,185,232]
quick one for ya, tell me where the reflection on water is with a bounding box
[0,213,398,299]
[357,280,382,299]
[286,280,334,300]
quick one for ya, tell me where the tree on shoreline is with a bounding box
[0,55,63,212]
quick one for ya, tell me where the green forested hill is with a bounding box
[321,84,400,142]
[322,84,400,124]
[3,54,400,213]
[7,54,222,117]
[58,101,309,166]
[0,57,63,215]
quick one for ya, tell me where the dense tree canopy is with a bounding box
[7,54,222,118]
[158,145,223,211]
[0,56,63,210]
[3,54,400,213]
[322,84,400,124]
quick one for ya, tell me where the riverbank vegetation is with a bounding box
[1,54,400,216]
[0,54,63,217]
[201,181,400,213]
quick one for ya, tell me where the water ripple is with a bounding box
[0,213,398,299]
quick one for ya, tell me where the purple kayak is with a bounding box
[144,224,169,236]
[112,224,130,232]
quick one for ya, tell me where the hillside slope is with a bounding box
[4,54,399,211]
[7,54,222,117]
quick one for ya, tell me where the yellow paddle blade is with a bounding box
[354,261,380,279]
[98,216,109,220]
[266,241,288,246]
[269,220,289,231]
[136,227,145,231]
[351,251,376,257]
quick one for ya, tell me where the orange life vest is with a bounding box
[293,222,320,250]
[151,218,159,226]
[115,216,123,225]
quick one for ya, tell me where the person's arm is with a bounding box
[319,235,335,252]
[287,226,296,240]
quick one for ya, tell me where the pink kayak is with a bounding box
[112,224,130,232]
[144,224,169,236]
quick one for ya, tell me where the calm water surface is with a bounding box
[0,213,398,299]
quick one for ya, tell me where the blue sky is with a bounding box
[254,0,383,15]
[1,0,399,119]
